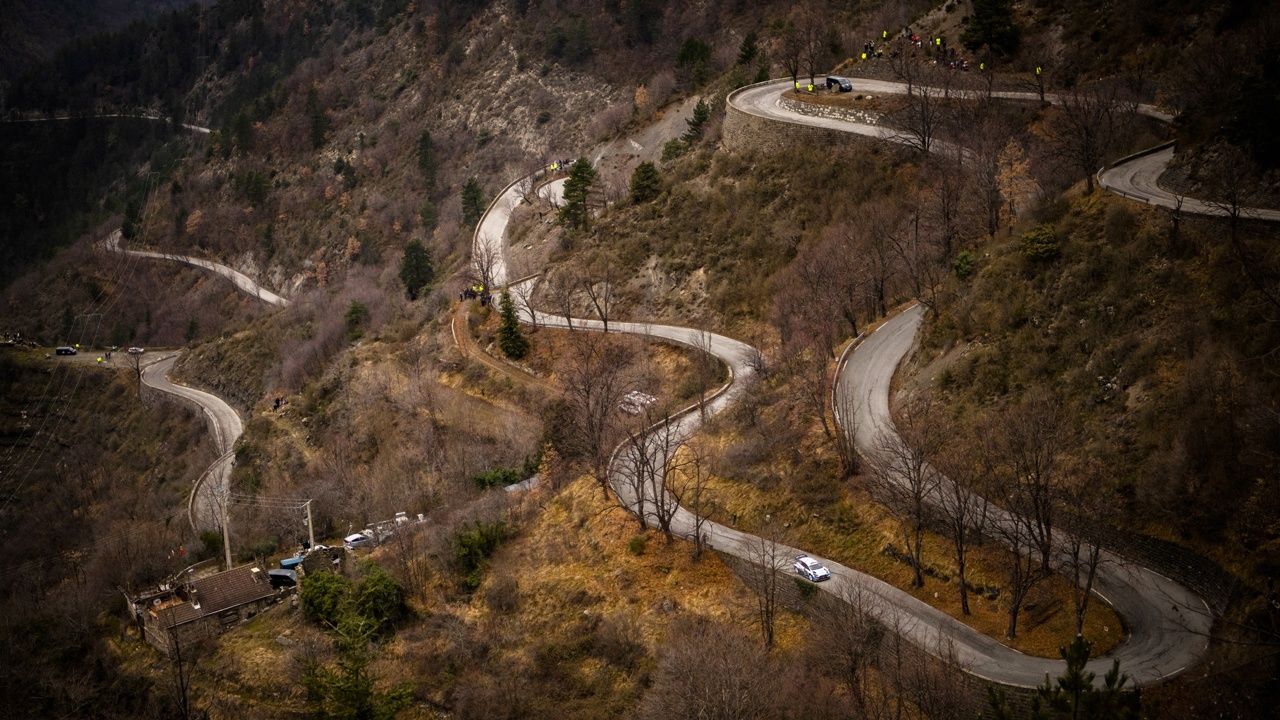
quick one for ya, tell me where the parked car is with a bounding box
[279,555,304,570]
[344,532,375,551]
[794,555,832,582]
[267,569,298,588]
[55,346,77,356]
[825,75,853,92]
[127,347,145,355]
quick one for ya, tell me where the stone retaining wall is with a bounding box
[777,94,882,125]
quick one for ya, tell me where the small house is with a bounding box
[129,563,281,655]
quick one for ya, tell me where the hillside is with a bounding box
[2,0,1280,719]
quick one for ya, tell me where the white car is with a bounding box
[794,555,831,582]
[127,347,145,355]
[343,533,374,551]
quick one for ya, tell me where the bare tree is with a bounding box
[799,3,826,86]
[894,68,948,154]
[811,581,884,711]
[561,334,635,500]
[580,255,619,333]
[864,396,944,588]
[667,442,713,560]
[507,278,539,328]
[743,525,788,648]
[691,329,719,420]
[129,351,145,398]
[471,239,502,293]
[1049,81,1129,193]
[1203,142,1280,312]
[1060,459,1109,635]
[543,264,581,329]
[165,626,197,720]
[885,196,944,313]
[778,20,803,87]
[934,445,989,616]
[637,617,782,720]
[616,421,655,532]
[991,509,1045,639]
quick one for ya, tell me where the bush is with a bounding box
[354,563,406,634]
[627,535,647,556]
[630,161,661,203]
[953,250,976,280]
[472,466,522,489]
[1021,223,1060,262]
[301,571,352,628]
[454,521,506,590]
[344,301,369,342]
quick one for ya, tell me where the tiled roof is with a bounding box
[153,565,276,629]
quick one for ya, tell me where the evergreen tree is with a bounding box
[558,157,597,229]
[497,291,529,359]
[1027,636,1141,720]
[676,37,712,85]
[121,198,141,240]
[962,0,1021,56]
[629,161,661,203]
[737,31,759,65]
[306,87,329,149]
[682,99,711,143]
[419,198,438,231]
[399,240,433,300]
[461,177,486,228]
[416,130,437,188]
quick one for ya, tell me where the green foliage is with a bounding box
[737,31,759,65]
[353,563,406,635]
[559,157,598,230]
[682,99,712,144]
[302,611,412,720]
[344,301,369,342]
[461,177,486,228]
[1021,224,1060,262]
[416,130,437,188]
[497,290,530,359]
[629,161,661,203]
[676,37,712,85]
[234,170,270,206]
[961,0,1021,56]
[121,199,141,240]
[661,138,687,162]
[301,571,352,628]
[399,240,433,300]
[1029,636,1141,720]
[472,467,522,489]
[793,577,818,600]
[953,250,976,280]
[306,87,329,149]
[454,520,507,590]
[418,198,438,231]
[627,535,647,555]
[185,317,199,343]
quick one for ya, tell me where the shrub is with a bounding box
[354,563,406,634]
[454,521,506,590]
[1021,223,1060,262]
[953,249,976,280]
[630,161,661,203]
[661,138,687,162]
[793,577,818,600]
[627,534,647,556]
[345,301,369,342]
[472,466,522,489]
[301,571,352,628]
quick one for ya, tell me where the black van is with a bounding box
[825,76,853,92]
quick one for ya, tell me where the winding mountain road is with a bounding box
[474,80,1220,688]
[732,77,1277,222]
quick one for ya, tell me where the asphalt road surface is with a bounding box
[475,119,1214,687]
[731,77,1276,222]
[103,230,290,307]
[140,353,242,530]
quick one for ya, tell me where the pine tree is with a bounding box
[558,158,598,230]
[629,161,661,203]
[497,291,529,359]
[737,31,759,65]
[416,130,437,189]
[399,240,433,300]
[682,99,711,144]
[1026,636,1141,720]
[306,87,329,149]
[962,0,1021,56]
[461,177,486,228]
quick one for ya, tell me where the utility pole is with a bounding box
[304,499,315,548]
[220,491,233,570]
